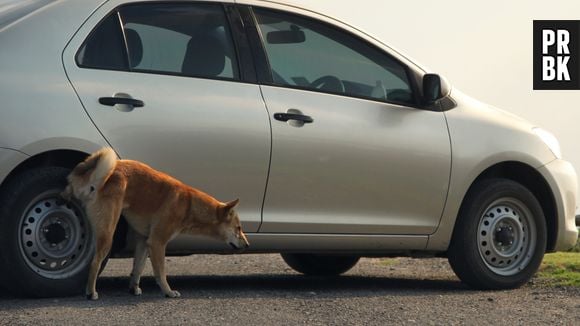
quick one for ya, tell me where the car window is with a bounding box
[76,12,128,71]
[254,9,414,105]
[77,3,239,80]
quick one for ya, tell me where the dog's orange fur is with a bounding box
[62,148,249,300]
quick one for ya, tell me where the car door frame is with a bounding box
[236,2,454,235]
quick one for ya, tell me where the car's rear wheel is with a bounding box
[448,178,547,289]
[281,253,360,276]
[0,167,95,297]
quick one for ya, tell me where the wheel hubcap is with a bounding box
[18,192,93,279]
[44,222,67,245]
[477,198,537,276]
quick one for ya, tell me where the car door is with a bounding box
[250,7,452,235]
[63,2,270,233]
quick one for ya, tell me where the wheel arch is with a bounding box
[460,161,557,252]
[1,150,89,185]
[0,149,129,255]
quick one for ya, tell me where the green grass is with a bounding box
[378,238,580,287]
[566,236,580,252]
[537,237,580,287]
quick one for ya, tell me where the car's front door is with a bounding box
[63,2,270,232]
[251,7,452,235]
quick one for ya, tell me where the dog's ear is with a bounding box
[218,199,240,222]
[224,198,240,209]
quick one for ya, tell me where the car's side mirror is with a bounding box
[422,73,443,105]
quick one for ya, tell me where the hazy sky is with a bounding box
[286,0,580,202]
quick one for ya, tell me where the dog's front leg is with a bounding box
[129,234,148,296]
[147,237,180,298]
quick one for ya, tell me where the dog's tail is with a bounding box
[72,147,118,188]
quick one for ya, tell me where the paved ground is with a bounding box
[0,254,578,325]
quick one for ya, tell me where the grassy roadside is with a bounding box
[537,237,580,287]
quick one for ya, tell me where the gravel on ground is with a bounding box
[0,254,578,325]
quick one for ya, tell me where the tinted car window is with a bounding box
[76,12,128,71]
[77,4,239,80]
[254,9,414,105]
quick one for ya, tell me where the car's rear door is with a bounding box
[63,1,270,233]
[246,6,452,235]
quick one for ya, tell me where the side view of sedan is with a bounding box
[0,0,577,298]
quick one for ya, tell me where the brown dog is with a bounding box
[62,148,249,300]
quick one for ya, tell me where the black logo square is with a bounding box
[533,20,580,90]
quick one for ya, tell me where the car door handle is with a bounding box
[273,113,314,123]
[98,97,144,108]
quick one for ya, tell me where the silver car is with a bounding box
[0,0,577,298]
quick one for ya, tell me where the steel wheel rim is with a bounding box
[18,190,93,279]
[477,198,537,276]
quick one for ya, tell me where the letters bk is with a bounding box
[533,20,580,90]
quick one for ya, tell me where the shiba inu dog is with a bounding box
[61,148,249,300]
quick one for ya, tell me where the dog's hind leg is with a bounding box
[147,234,180,298]
[86,232,113,300]
[129,233,148,296]
[85,200,123,300]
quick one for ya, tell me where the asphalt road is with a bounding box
[0,254,578,325]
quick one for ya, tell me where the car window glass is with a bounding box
[120,4,239,80]
[76,13,128,71]
[77,4,239,80]
[254,9,414,105]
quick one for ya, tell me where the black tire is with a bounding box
[281,253,360,276]
[0,167,96,297]
[448,178,547,290]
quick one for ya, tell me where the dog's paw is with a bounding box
[129,287,142,296]
[86,292,99,300]
[164,290,181,298]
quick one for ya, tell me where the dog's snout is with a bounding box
[228,237,249,252]
[240,232,250,248]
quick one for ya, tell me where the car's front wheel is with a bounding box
[0,167,94,297]
[448,178,547,289]
[281,253,360,276]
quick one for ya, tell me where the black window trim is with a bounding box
[236,5,273,84]
[242,5,432,110]
[223,4,257,83]
[75,1,258,85]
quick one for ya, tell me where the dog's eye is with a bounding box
[89,185,95,192]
